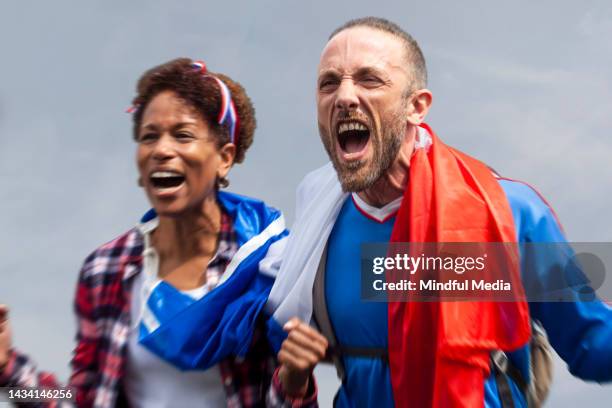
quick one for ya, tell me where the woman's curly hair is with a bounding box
[131,58,255,164]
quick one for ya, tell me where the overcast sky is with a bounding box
[1,0,611,406]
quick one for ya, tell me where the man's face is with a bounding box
[317,26,412,192]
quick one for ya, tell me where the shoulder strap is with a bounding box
[491,350,526,408]
[491,351,517,408]
[312,243,390,383]
[312,243,347,381]
[491,320,554,408]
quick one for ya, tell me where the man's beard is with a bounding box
[319,109,406,193]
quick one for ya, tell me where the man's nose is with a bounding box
[152,134,176,160]
[335,79,359,111]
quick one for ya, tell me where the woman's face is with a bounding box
[136,90,234,217]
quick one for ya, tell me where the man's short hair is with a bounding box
[329,17,427,91]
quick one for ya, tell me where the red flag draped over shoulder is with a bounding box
[387,124,531,407]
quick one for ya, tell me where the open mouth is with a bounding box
[337,120,370,156]
[149,171,185,190]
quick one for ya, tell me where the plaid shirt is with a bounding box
[1,211,317,408]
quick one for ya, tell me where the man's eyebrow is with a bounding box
[318,69,341,79]
[317,66,387,79]
[354,66,386,78]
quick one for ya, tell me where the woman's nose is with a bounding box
[151,134,177,161]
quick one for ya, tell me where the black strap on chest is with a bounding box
[491,349,530,408]
[312,243,389,383]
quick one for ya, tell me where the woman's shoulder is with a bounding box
[218,190,277,211]
[218,191,284,226]
[79,227,144,281]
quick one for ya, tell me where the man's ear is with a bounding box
[406,89,433,126]
[217,143,236,179]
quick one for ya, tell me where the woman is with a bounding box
[0,58,317,407]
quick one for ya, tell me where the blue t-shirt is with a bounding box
[325,181,612,408]
[326,194,398,408]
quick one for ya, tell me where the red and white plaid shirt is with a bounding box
[1,211,317,408]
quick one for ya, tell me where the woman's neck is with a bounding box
[152,196,222,261]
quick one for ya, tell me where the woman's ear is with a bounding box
[217,143,236,179]
[406,89,433,126]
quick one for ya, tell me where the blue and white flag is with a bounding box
[137,191,288,370]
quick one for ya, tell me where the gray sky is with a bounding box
[1,0,611,406]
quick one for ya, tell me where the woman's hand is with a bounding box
[0,305,12,372]
[277,317,328,398]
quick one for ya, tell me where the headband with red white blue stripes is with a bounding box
[191,60,240,145]
[128,60,240,146]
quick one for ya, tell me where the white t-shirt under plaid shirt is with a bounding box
[125,214,238,408]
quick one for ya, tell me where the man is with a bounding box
[266,17,612,407]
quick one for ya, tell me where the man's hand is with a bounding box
[0,305,12,373]
[277,317,328,398]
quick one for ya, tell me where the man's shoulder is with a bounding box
[498,178,549,214]
[497,177,564,240]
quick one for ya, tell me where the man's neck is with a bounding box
[357,127,416,208]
